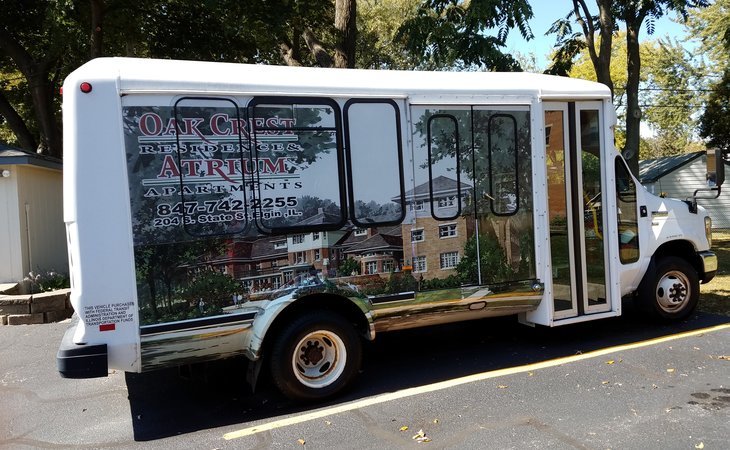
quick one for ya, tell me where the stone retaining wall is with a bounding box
[0,289,73,325]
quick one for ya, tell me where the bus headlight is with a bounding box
[705,216,712,247]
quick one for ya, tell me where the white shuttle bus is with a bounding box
[58,58,721,401]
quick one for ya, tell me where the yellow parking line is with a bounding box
[223,322,730,440]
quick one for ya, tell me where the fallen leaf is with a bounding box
[695,442,704,449]
[667,368,675,373]
[297,439,305,445]
[606,360,615,365]
[497,385,508,389]
[412,429,431,443]
[399,426,409,432]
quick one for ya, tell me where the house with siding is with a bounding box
[639,151,730,229]
[0,145,67,285]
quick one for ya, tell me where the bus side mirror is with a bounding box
[706,148,724,188]
[693,149,724,205]
[711,148,724,188]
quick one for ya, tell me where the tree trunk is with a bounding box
[89,0,105,59]
[595,0,614,97]
[334,0,357,68]
[624,15,644,176]
[27,67,62,158]
[0,33,62,158]
[0,90,38,151]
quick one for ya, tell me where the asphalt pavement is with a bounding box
[1,307,728,449]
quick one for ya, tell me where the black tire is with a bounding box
[638,256,699,321]
[269,312,362,402]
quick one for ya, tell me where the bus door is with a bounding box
[544,102,610,320]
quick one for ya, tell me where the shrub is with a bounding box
[25,270,70,293]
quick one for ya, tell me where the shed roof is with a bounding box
[0,143,62,171]
[638,151,703,183]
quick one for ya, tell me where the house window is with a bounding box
[295,251,306,264]
[410,200,426,211]
[382,260,394,273]
[411,229,424,242]
[354,228,367,237]
[413,256,427,273]
[545,124,552,146]
[312,232,320,241]
[292,234,305,244]
[314,249,321,261]
[365,261,378,274]
[273,240,287,250]
[439,223,457,238]
[437,196,456,208]
[440,251,459,269]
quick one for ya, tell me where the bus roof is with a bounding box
[66,57,612,100]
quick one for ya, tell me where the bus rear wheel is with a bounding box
[269,312,361,402]
[638,256,699,321]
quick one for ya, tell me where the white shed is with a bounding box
[639,151,730,229]
[0,145,67,284]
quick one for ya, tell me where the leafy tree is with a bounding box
[339,257,361,276]
[547,0,615,93]
[396,0,534,71]
[684,0,729,70]
[456,233,512,284]
[642,38,704,157]
[0,0,85,157]
[179,269,240,317]
[357,0,423,69]
[547,0,709,175]
[700,69,730,151]
[691,0,730,151]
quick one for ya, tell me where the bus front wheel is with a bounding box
[638,256,699,321]
[269,312,362,402]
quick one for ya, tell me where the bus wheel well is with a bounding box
[261,294,370,357]
[653,240,702,275]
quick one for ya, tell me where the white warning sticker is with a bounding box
[83,301,134,327]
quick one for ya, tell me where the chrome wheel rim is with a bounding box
[655,270,691,314]
[292,330,346,389]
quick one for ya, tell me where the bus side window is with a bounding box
[615,157,640,263]
[249,97,347,234]
[428,114,462,220]
[344,99,405,227]
[173,96,249,237]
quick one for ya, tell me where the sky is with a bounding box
[504,2,691,71]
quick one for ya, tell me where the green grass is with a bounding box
[699,230,730,316]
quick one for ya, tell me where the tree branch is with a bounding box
[303,28,333,68]
[279,42,303,66]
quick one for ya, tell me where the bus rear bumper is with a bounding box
[698,250,718,284]
[57,316,108,378]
